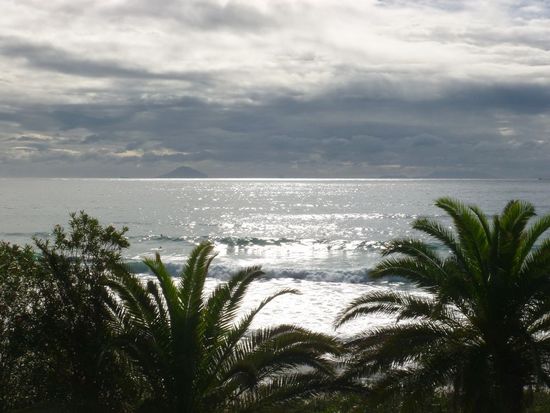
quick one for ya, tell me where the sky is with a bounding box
[1,0,550,178]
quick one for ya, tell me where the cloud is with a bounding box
[0,36,212,83]
[102,0,277,32]
[0,0,549,177]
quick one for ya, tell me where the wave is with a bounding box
[124,259,402,284]
[0,231,51,240]
[129,234,194,243]
[215,236,296,247]
[131,234,298,246]
[211,237,446,254]
[125,260,186,276]
[130,234,393,252]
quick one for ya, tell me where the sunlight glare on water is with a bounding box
[1,178,549,333]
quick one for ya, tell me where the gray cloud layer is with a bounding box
[0,0,549,178]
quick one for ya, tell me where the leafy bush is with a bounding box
[0,212,140,412]
[0,243,51,412]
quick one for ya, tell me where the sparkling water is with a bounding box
[2,178,549,334]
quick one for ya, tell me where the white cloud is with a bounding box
[0,0,549,177]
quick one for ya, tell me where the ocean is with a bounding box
[2,178,549,335]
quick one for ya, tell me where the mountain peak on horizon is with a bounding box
[158,166,207,178]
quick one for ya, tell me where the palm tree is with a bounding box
[336,197,550,413]
[106,242,340,413]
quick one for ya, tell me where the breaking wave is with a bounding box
[131,234,392,252]
[124,260,401,284]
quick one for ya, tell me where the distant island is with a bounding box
[158,166,208,178]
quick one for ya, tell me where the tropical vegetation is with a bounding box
[105,242,341,412]
[0,213,138,412]
[0,213,341,412]
[1,198,550,412]
[337,197,550,413]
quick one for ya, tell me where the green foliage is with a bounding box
[0,212,139,412]
[337,198,550,413]
[32,211,138,412]
[290,390,550,413]
[106,242,342,413]
[0,243,51,412]
[3,201,550,412]
[273,392,368,413]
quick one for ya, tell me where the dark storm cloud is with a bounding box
[6,135,50,143]
[0,36,211,82]
[164,81,546,173]
[446,83,550,113]
[0,0,549,178]
[82,134,111,144]
[5,77,544,177]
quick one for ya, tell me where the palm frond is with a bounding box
[516,213,550,271]
[370,256,446,290]
[106,244,339,412]
[335,290,442,327]
[144,254,183,325]
[434,197,488,274]
[339,197,550,410]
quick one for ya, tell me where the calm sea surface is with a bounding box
[2,178,549,334]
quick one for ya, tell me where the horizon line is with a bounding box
[0,177,546,182]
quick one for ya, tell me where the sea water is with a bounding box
[2,178,549,335]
